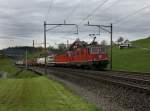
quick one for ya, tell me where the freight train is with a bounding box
[16,38,109,69]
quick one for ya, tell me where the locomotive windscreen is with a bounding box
[90,47,100,54]
[90,46,107,54]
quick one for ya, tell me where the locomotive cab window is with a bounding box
[100,47,107,53]
[90,47,100,54]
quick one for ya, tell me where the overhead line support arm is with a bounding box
[43,21,79,75]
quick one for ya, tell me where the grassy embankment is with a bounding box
[112,37,150,72]
[0,57,38,78]
[0,57,99,111]
[0,77,98,111]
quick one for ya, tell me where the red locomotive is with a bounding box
[53,38,109,69]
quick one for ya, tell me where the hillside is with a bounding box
[132,37,150,48]
[2,46,43,59]
[112,37,150,72]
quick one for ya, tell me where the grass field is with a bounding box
[0,77,99,111]
[0,57,19,77]
[112,37,150,72]
[15,70,39,78]
[0,57,39,78]
[0,57,99,111]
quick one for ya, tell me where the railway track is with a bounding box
[29,66,150,94]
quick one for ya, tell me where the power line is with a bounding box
[65,0,82,21]
[66,0,110,35]
[78,0,110,25]
[113,4,150,25]
[45,1,81,33]
[45,0,54,21]
[90,0,120,21]
[89,0,120,27]
[100,0,120,12]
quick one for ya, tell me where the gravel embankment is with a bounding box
[32,68,150,111]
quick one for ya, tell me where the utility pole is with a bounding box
[25,49,28,69]
[44,21,47,75]
[85,22,113,70]
[43,21,78,75]
[67,40,69,48]
[110,23,113,70]
[33,40,35,47]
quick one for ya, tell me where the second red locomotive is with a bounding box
[53,38,109,69]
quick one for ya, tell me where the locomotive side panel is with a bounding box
[54,54,70,65]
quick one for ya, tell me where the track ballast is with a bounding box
[27,66,150,94]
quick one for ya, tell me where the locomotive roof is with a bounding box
[69,39,100,50]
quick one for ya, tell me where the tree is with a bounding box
[48,45,55,50]
[58,43,67,51]
[101,40,107,46]
[124,39,130,44]
[117,37,124,45]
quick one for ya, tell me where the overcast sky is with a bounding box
[0,0,150,49]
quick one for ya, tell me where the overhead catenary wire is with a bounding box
[45,0,54,21]
[78,0,110,25]
[113,3,150,39]
[65,0,82,21]
[101,0,120,11]
[91,0,121,22]
[72,0,110,36]
[42,0,150,52]
[44,0,112,40]
[113,4,150,25]
[65,0,110,36]
[44,0,81,34]
[44,0,110,36]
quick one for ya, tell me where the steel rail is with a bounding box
[28,67,150,94]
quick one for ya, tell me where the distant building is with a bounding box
[119,39,132,49]
[0,50,3,57]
